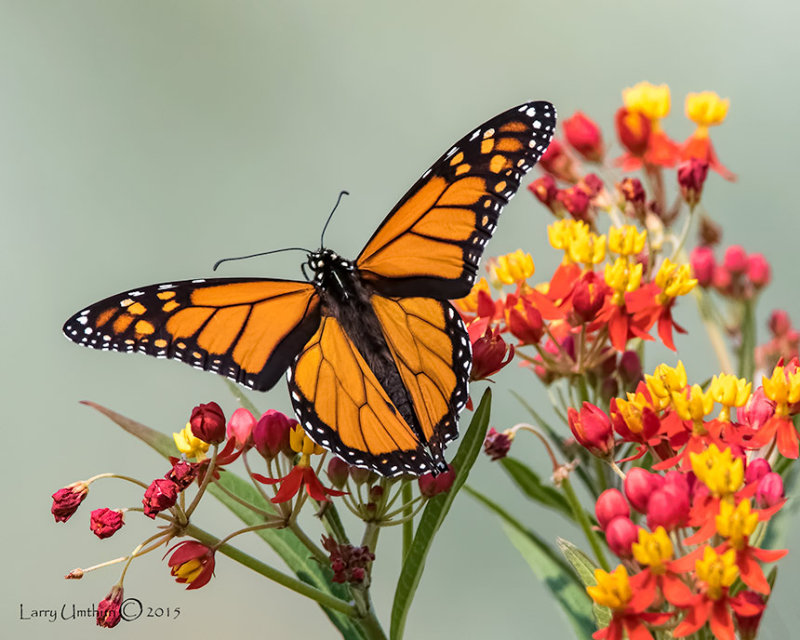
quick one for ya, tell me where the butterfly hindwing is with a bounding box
[288,315,433,476]
[63,278,320,391]
[370,295,469,453]
[356,100,556,300]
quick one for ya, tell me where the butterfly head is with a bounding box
[305,248,355,287]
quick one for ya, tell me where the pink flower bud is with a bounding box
[646,482,689,530]
[595,488,630,530]
[227,407,256,449]
[624,467,663,513]
[326,457,351,490]
[568,402,614,457]
[189,401,226,444]
[755,472,784,508]
[252,410,295,459]
[689,246,715,288]
[744,458,771,485]
[605,516,639,558]
[739,387,775,431]
[418,465,455,497]
[723,245,748,274]
[539,139,581,183]
[747,253,771,288]
[769,310,792,338]
[712,265,733,293]
[556,186,592,222]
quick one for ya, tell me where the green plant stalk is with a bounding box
[185,524,356,616]
[560,477,609,571]
[401,482,414,558]
[738,298,756,381]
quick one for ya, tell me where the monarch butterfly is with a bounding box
[63,101,556,476]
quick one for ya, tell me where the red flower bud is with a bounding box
[418,465,455,497]
[528,175,559,212]
[51,482,89,523]
[539,139,581,183]
[567,402,614,457]
[166,540,216,590]
[677,158,709,207]
[624,467,664,513]
[744,458,771,485]
[712,265,733,293]
[564,111,604,162]
[252,410,295,459]
[484,427,513,461]
[604,516,639,558]
[572,273,606,323]
[615,107,651,157]
[326,457,351,490]
[723,245,748,274]
[507,299,544,345]
[733,591,766,640]
[189,401,226,445]
[769,310,792,338]
[227,407,256,449]
[89,508,125,539]
[755,472,784,508]
[556,186,592,222]
[349,466,378,486]
[747,253,771,288]
[595,488,630,530]
[689,246,716,288]
[96,585,124,628]
[470,326,514,381]
[646,482,689,530]
[142,478,179,519]
[618,350,643,389]
[321,535,375,584]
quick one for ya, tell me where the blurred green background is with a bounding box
[3,1,800,638]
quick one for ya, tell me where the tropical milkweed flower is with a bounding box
[89,508,124,539]
[165,541,216,590]
[51,481,89,523]
[682,91,736,180]
[563,111,604,162]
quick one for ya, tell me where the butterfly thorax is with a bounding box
[308,248,431,451]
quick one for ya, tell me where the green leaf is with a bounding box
[503,524,595,638]
[464,484,593,637]
[81,401,364,640]
[556,538,608,631]
[389,389,492,640]
[499,457,574,521]
[556,537,599,587]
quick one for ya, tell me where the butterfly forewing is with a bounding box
[63,278,321,391]
[356,100,556,299]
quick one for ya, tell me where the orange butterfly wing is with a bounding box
[289,315,430,475]
[63,278,320,391]
[356,101,556,299]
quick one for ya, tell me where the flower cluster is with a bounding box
[52,400,456,628]
[691,244,771,298]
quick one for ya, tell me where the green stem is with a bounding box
[184,524,357,617]
[738,298,757,381]
[402,481,414,558]
[289,522,329,566]
[560,476,609,571]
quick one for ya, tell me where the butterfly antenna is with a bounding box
[212,247,311,271]
[320,190,350,248]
